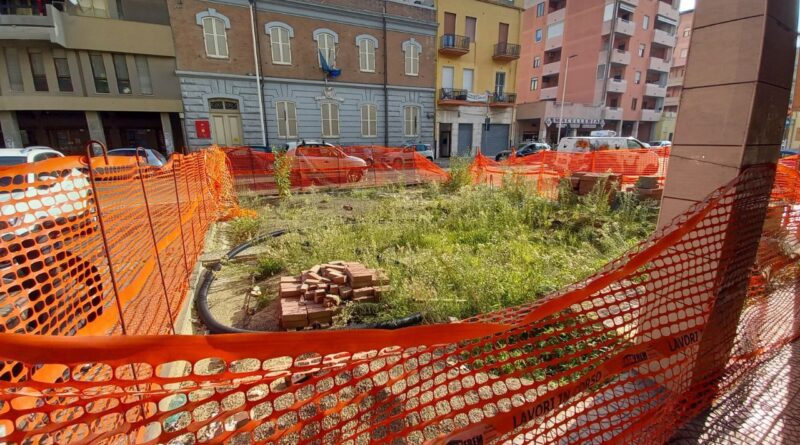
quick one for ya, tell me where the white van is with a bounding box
[556,136,650,153]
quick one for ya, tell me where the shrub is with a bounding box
[225,215,262,246]
[444,157,472,192]
[254,256,285,280]
[274,150,293,200]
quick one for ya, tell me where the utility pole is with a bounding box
[557,54,577,145]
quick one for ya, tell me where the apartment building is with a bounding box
[515,0,680,144]
[435,0,522,158]
[0,0,183,154]
[654,8,692,141]
[168,0,437,150]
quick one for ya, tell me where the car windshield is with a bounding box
[415,145,428,152]
[108,149,138,157]
[150,150,167,164]
[0,156,27,166]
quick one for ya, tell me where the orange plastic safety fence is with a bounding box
[223,146,449,193]
[1,162,798,445]
[0,147,241,380]
[470,148,669,194]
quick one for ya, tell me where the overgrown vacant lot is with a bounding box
[227,179,657,328]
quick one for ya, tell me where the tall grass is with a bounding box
[256,182,657,324]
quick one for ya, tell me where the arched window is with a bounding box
[196,9,230,59]
[356,35,378,73]
[402,39,421,76]
[314,29,339,67]
[404,105,420,137]
[275,101,298,138]
[266,22,293,65]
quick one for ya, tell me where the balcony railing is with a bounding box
[493,42,520,61]
[649,56,672,72]
[644,82,667,97]
[439,88,468,101]
[607,78,627,93]
[603,107,623,120]
[540,86,558,100]
[439,34,471,56]
[490,92,517,105]
[641,109,663,121]
[0,0,59,15]
[542,60,561,76]
[653,28,677,47]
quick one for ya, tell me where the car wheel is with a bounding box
[366,158,374,168]
[392,158,404,170]
[346,169,363,183]
[426,157,433,162]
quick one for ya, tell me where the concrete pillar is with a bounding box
[615,120,623,136]
[160,112,175,155]
[631,121,640,138]
[84,111,106,146]
[538,124,547,142]
[568,128,577,137]
[0,111,22,148]
[658,0,797,434]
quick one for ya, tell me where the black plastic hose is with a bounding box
[194,230,423,334]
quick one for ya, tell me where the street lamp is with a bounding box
[557,54,578,146]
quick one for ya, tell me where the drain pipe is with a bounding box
[382,4,390,146]
[599,0,620,112]
[249,0,268,146]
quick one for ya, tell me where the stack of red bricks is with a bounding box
[279,261,390,330]
[568,172,622,197]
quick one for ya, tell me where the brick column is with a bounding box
[658,0,797,226]
[657,0,798,437]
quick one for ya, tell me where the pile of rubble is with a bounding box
[279,261,390,330]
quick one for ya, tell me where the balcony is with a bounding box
[547,8,565,25]
[664,96,680,107]
[493,42,520,61]
[641,109,663,121]
[607,78,627,93]
[542,60,561,76]
[609,49,631,65]
[644,82,667,97]
[0,0,57,40]
[658,0,680,22]
[649,56,672,72]
[545,34,562,51]
[620,0,639,5]
[602,17,635,37]
[439,34,471,56]
[653,28,677,47]
[439,88,468,102]
[490,92,517,106]
[604,107,623,120]
[540,86,558,100]
[667,76,684,87]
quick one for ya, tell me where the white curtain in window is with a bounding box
[358,38,376,72]
[270,27,292,64]
[276,101,298,138]
[404,106,420,137]
[321,102,340,137]
[404,45,419,76]
[361,104,377,137]
[318,33,336,67]
[203,17,228,58]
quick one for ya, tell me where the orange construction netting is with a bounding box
[0,151,799,444]
[223,146,449,193]
[470,148,670,194]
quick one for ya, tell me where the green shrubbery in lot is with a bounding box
[245,180,657,325]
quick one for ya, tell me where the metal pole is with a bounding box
[181,157,200,260]
[83,140,128,335]
[249,0,268,147]
[557,55,577,145]
[135,149,177,334]
[170,157,191,279]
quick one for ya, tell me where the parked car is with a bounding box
[556,136,650,153]
[287,145,368,184]
[280,140,337,151]
[0,146,63,167]
[402,143,435,161]
[107,147,168,167]
[495,142,551,161]
[384,143,435,169]
[648,141,673,148]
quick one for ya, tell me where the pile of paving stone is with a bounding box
[279,261,390,330]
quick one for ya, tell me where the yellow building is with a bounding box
[435,0,523,158]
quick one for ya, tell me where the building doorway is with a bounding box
[439,123,452,158]
[209,99,243,146]
[457,123,473,157]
